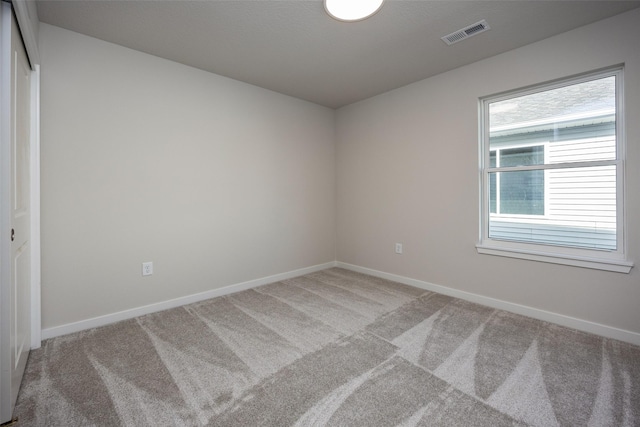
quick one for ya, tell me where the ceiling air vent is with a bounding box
[441,20,490,46]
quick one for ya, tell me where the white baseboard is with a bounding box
[42,261,337,341]
[336,262,640,346]
[42,260,640,347]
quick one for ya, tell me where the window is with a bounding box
[490,145,545,216]
[477,68,633,273]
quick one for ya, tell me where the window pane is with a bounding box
[500,170,544,215]
[489,174,497,214]
[500,146,544,167]
[489,76,616,164]
[490,170,544,215]
[489,165,616,250]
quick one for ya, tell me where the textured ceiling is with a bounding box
[36,0,640,109]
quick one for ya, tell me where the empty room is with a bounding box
[1,0,639,425]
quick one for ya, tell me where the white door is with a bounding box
[0,5,31,422]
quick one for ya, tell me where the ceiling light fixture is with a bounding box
[324,0,385,22]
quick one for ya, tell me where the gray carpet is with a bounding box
[13,268,640,426]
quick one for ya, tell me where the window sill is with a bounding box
[476,243,633,273]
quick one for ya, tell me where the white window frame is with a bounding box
[477,67,633,273]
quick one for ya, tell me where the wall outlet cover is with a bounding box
[142,262,153,276]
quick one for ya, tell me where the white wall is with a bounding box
[336,9,640,336]
[39,24,336,330]
[40,9,640,341]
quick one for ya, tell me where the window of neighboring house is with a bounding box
[477,68,633,273]
[490,145,545,216]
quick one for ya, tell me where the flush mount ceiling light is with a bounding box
[324,0,385,22]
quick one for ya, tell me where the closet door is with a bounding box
[0,3,31,423]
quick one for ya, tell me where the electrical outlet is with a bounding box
[142,262,153,276]
[395,243,403,254]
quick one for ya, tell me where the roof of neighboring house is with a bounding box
[490,76,615,129]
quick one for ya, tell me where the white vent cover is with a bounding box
[441,20,490,45]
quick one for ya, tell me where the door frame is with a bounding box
[0,0,40,421]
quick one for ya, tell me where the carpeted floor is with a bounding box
[14,268,640,426]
